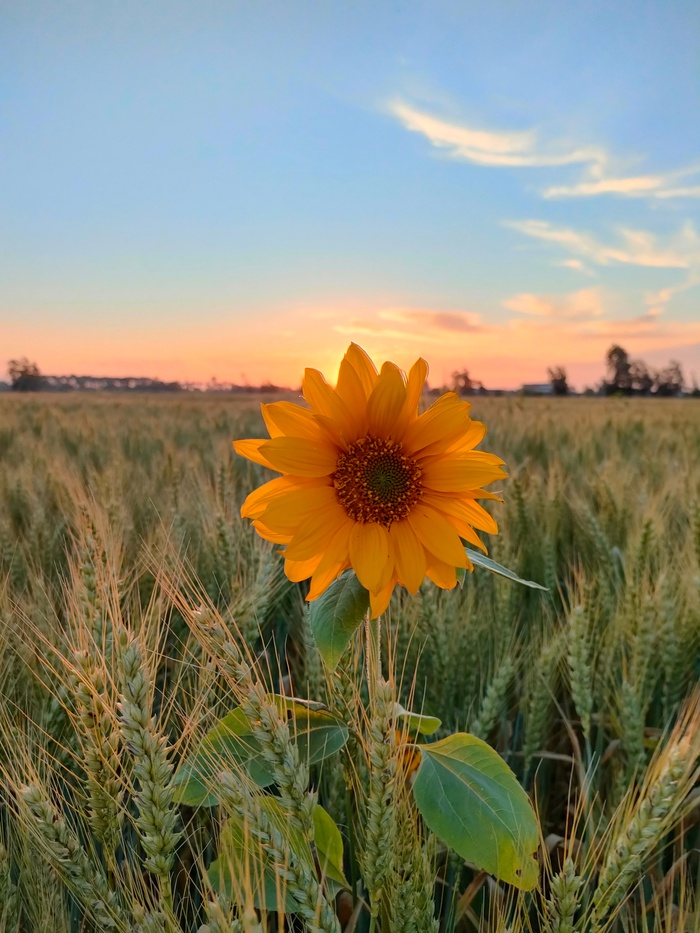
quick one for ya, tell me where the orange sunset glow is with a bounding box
[5,299,700,391]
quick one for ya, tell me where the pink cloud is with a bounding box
[504,288,603,321]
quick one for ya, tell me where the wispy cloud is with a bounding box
[543,166,700,200]
[644,274,700,317]
[391,308,483,331]
[388,100,606,168]
[504,288,603,321]
[505,219,700,269]
[335,307,484,342]
[555,258,595,276]
[389,99,700,201]
[655,185,700,199]
[543,175,660,198]
[504,301,700,345]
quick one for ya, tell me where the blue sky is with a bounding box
[2,0,699,388]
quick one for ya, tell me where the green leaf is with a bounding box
[173,697,348,807]
[465,548,549,591]
[308,570,370,669]
[394,703,442,736]
[312,805,349,895]
[274,696,350,769]
[209,802,347,911]
[412,733,539,890]
[173,708,268,807]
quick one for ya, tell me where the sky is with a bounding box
[1,0,700,390]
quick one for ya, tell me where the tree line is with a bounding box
[6,350,697,397]
[451,345,696,397]
[601,345,688,396]
[4,358,287,394]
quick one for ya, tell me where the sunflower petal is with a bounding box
[366,362,407,439]
[349,522,393,593]
[261,402,327,441]
[407,504,468,568]
[465,488,504,503]
[303,368,360,443]
[467,450,506,465]
[259,437,339,477]
[445,515,488,552]
[389,520,426,593]
[256,484,338,534]
[460,499,499,532]
[241,475,322,519]
[369,580,395,618]
[284,504,351,561]
[424,554,458,589]
[421,456,507,492]
[251,521,293,545]
[423,494,499,535]
[404,357,428,417]
[440,419,487,455]
[402,393,472,456]
[241,476,289,519]
[233,438,277,470]
[392,356,428,440]
[306,560,348,601]
[285,556,322,582]
[336,356,368,409]
[345,343,378,397]
[307,521,353,600]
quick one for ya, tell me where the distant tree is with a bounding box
[605,344,632,394]
[654,360,685,396]
[451,369,473,395]
[8,358,43,391]
[451,369,485,395]
[547,366,569,396]
[629,359,654,395]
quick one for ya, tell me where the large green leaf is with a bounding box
[462,548,548,591]
[209,801,347,911]
[173,696,348,807]
[412,733,539,890]
[308,570,370,669]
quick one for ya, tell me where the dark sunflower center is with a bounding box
[333,435,422,526]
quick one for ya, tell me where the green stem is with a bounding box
[345,783,359,902]
[160,876,174,916]
[365,612,385,927]
[364,613,381,706]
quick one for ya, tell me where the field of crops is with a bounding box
[0,392,698,932]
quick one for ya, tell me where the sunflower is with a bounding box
[233,344,506,617]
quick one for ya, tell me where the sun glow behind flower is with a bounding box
[234,344,506,616]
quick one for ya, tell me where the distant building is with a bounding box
[521,383,553,396]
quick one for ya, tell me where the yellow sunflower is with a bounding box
[233,343,506,617]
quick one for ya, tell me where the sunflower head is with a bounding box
[233,343,506,617]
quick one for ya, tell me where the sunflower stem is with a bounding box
[365,613,382,704]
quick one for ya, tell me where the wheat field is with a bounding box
[0,392,698,932]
